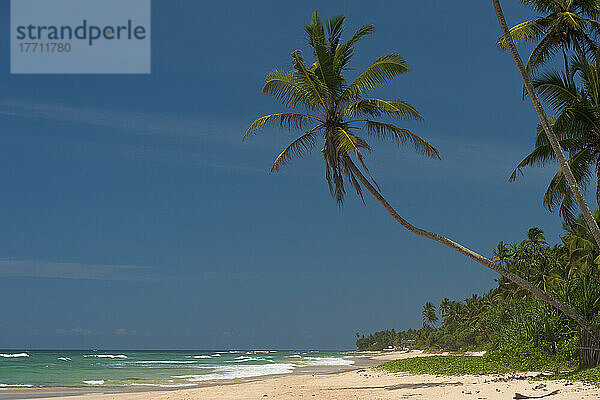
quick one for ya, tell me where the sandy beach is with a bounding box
[2,351,599,400]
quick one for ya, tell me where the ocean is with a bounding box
[0,350,358,388]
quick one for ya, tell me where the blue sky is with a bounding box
[0,1,580,350]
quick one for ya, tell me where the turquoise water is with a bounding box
[0,350,357,388]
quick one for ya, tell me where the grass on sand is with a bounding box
[378,355,600,384]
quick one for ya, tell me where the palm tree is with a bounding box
[496,0,600,75]
[246,12,439,205]
[439,297,451,322]
[493,241,512,268]
[246,11,600,341]
[510,54,600,224]
[422,302,438,327]
[562,211,600,278]
[493,0,600,271]
[526,227,547,245]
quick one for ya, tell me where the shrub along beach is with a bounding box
[359,224,600,379]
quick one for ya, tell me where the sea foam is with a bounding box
[173,363,295,381]
[0,384,33,387]
[231,356,266,363]
[132,361,197,364]
[298,357,355,367]
[0,353,29,358]
[130,383,198,388]
[83,354,127,359]
[83,380,105,385]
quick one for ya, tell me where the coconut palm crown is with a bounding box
[510,51,600,223]
[244,12,440,205]
[496,0,600,75]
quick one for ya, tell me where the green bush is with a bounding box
[378,356,505,376]
[486,338,578,372]
[557,365,600,383]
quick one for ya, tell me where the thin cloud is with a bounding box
[114,328,137,336]
[0,259,263,282]
[55,327,94,336]
[0,99,240,143]
[0,259,153,281]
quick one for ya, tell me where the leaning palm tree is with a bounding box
[510,54,600,224]
[246,13,439,204]
[492,0,600,250]
[493,0,600,262]
[496,0,600,76]
[246,11,600,341]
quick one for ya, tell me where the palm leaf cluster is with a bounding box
[422,302,439,327]
[497,0,600,75]
[245,12,439,205]
[562,211,600,277]
[511,53,600,223]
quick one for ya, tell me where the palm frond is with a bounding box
[305,12,340,94]
[290,50,329,110]
[327,15,345,52]
[556,11,586,31]
[271,130,319,173]
[262,70,318,109]
[525,34,562,74]
[333,24,374,73]
[543,148,595,217]
[586,18,600,37]
[519,0,554,15]
[360,120,440,159]
[509,138,583,181]
[343,99,423,120]
[497,18,550,49]
[533,70,579,111]
[341,54,409,102]
[333,127,361,152]
[244,113,321,139]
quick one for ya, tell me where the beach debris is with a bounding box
[513,389,560,399]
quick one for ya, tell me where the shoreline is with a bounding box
[3,351,600,399]
[0,352,381,400]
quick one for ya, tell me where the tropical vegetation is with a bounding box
[247,3,600,371]
[358,223,600,374]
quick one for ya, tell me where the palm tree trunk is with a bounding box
[596,167,600,209]
[492,0,600,250]
[342,153,600,341]
[572,38,587,62]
